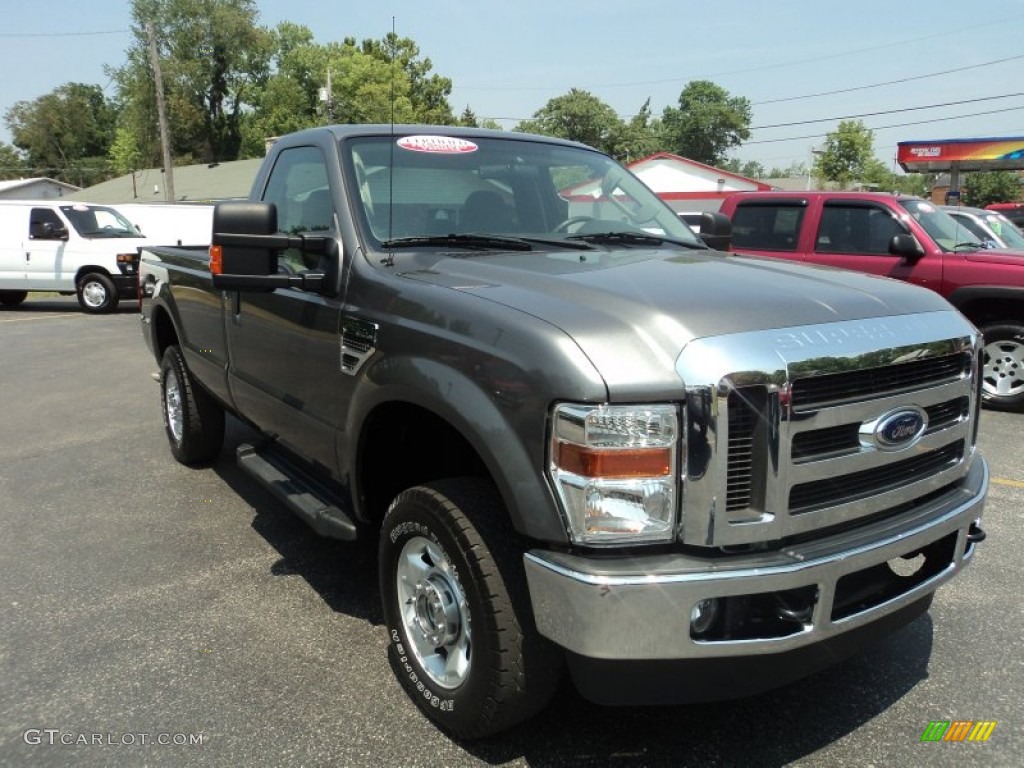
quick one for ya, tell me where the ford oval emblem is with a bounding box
[860,407,928,451]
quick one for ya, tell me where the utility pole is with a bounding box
[146,22,176,203]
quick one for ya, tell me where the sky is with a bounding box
[2,0,1024,174]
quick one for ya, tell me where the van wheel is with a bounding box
[981,322,1024,410]
[379,478,561,739]
[77,273,119,313]
[160,345,225,464]
[0,290,27,307]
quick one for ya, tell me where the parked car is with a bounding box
[0,200,141,312]
[942,205,1024,249]
[985,202,1024,228]
[720,191,1024,409]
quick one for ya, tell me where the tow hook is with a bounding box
[775,589,817,625]
[967,521,987,544]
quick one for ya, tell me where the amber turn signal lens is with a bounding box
[557,442,671,478]
[209,245,223,275]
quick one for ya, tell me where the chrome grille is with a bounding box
[679,312,980,548]
[790,352,971,409]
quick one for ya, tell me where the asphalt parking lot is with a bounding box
[1,296,1022,767]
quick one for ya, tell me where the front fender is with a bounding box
[345,353,572,544]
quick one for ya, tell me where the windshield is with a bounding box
[982,212,1024,248]
[59,204,142,238]
[899,199,982,252]
[344,134,700,248]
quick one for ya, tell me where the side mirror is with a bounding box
[889,233,925,263]
[211,201,332,293]
[698,211,732,252]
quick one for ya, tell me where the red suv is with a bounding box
[720,191,1024,410]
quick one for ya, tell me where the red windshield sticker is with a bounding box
[397,135,478,154]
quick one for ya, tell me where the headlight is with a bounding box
[548,403,680,545]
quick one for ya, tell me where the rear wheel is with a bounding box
[379,478,561,739]
[0,290,27,307]
[77,272,119,313]
[981,322,1024,410]
[160,345,225,464]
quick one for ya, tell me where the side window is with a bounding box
[817,205,905,255]
[731,204,805,251]
[261,146,335,272]
[28,208,64,239]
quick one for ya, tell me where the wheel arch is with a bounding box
[350,359,569,545]
[946,286,1024,328]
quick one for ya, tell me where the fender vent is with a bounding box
[341,318,378,374]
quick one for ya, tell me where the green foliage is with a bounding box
[963,171,1022,207]
[515,89,622,155]
[0,142,29,181]
[723,159,766,179]
[660,81,751,167]
[813,120,878,189]
[4,82,117,185]
[113,0,273,165]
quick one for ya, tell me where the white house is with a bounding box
[0,177,81,200]
[626,153,772,213]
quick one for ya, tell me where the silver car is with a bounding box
[943,204,1024,249]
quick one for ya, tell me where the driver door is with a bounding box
[225,145,344,470]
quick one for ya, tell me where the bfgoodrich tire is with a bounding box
[160,345,225,464]
[981,322,1024,410]
[379,478,561,739]
[77,272,119,313]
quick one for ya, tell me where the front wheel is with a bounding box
[0,290,27,307]
[77,272,119,313]
[379,479,561,739]
[981,322,1024,410]
[160,345,225,464]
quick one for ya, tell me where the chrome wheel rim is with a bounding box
[81,280,107,308]
[164,369,184,442]
[395,535,471,689]
[983,338,1024,398]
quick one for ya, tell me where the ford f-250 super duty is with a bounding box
[139,125,988,738]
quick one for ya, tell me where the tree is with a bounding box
[813,120,879,189]
[4,83,117,185]
[0,142,29,181]
[239,27,456,156]
[514,89,622,155]
[722,159,766,179]
[606,98,661,162]
[660,81,751,167]
[963,171,1022,208]
[111,0,272,166]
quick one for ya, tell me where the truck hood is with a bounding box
[398,248,955,397]
[964,247,1024,265]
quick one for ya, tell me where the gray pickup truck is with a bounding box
[139,125,988,738]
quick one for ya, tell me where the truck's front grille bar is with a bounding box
[790,351,970,410]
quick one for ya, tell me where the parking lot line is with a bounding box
[991,476,1024,489]
[0,313,81,323]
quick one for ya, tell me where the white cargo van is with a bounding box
[116,203,214,247]
[0,201,144,312]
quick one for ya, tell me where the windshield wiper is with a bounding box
[380,233,533,251]
[952,241,983,251]
[566,231,707,249]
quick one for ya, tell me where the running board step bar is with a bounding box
[236,443,358,540]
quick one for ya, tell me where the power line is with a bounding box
[454,14,1024,92]
[0,29,129,38]
[745,103,1024,145]
[750,92,1024,130]
[752,53,1024,105]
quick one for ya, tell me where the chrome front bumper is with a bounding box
[524,457,987,660]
